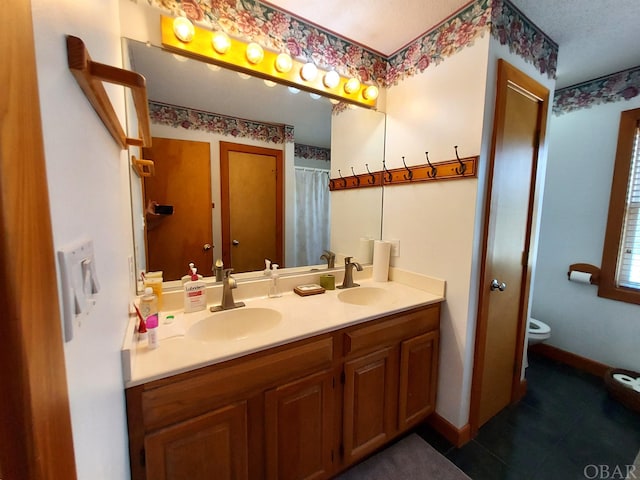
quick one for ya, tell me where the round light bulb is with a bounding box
[323,70,340,89]
[309,93,321,100]
[275,53,293,73]
[300,62,318,82]
[344,77,361,94]
[237,72,251,79]
[246,42,264,64]
[264,79,277,87]
[206,64,221,72]
[288,86,301,94]
[211,31,231,54]
[172,53,188,63]
[363,85,379,100]
[173,17,195,43]
[329,99,340,105]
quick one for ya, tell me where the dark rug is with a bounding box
[335,434,471,480]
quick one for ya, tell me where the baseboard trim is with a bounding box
[529,343,610,377]
[427,413,471,448]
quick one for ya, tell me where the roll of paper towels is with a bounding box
[357,237,374,264]
[569,270,592,284]
[372,240,391,282]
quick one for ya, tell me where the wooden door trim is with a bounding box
[219,141,284,268]
[469,60,549,436]
[0,0,77,477]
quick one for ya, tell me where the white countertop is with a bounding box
[122,267,445,388]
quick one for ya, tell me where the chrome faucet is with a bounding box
[210,268,245,312]
[339,256,363,289]
[320,250,336,269]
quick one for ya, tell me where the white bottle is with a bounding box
[140,287,159,349]
[184,267,207,313]
[268,264,282,298]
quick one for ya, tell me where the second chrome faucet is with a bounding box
[339,256,362,289]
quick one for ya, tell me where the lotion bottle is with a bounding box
[140,287,159,348]
[268,264,282,298]
[184,267,207,313]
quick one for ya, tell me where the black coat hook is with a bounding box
[326,171,333,189]
[338,169,347,187]
[402,156,413,180]
[454,145,466,175]
[365,163,376,184]
[351,166,360,186]
[425,151,437,178]
[382,159,392,183]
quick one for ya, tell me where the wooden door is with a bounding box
[0,0,77,477]
[142,137,212,281]
[264,370,334,480]
[343,348,396,464]
[145,402,248,480]
[220,142,283,273]
[472,60,549,429]
[398,331,439,430]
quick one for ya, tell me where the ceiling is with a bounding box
[265,0,640,89]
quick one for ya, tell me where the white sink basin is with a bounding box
[187,308,282,342]
[337,287,394,306]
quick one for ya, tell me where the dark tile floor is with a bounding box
[416,351,640,480]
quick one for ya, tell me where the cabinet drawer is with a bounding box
[344,305,439,356]
[142,337,333,431]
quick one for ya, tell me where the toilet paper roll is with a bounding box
[372,240,391,282]
[569,270,592,284]
[357,237,374,264]
[613,373,640,389]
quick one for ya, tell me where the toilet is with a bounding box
[527,317,551,345]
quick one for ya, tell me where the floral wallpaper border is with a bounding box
[294,143,331,162]
[490,0,557,79]
[145,0,557,88]
[148,100,295,143]
[553,65,640,115]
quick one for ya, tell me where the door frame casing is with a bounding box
[469,59,549,436]
[219,141,284,269]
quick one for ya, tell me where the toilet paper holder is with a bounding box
[567,263,601,285]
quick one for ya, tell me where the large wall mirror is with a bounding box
[123,35,385,288]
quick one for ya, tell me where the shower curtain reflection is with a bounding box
[294,167,331,267]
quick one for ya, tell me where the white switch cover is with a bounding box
[58,238,100,342]
[390,239,400,257]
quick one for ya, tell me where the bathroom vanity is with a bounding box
[123,272,444,480]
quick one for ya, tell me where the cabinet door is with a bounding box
[343,347,396,463]
[398,331,439,430]
[265,370,334,480]
[145,401,248,480]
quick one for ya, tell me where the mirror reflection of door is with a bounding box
[142,137,213,281]
[220,142,283,273]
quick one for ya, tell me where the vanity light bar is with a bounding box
[160,15,378,109]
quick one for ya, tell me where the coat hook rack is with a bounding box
[366,163,376,184]
[383,159,393,182]
[425,151,437,178]
[351,166,361,186]
[454,145,467,175]
[338,169,347,187]
[401,156,413,180]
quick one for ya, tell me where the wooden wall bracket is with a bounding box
[131,155,155,177]
[66,35,151,149]
[329,155,478,192]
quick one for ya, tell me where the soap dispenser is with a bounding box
[268,264,282,298]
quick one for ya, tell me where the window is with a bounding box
[599,108,640,304]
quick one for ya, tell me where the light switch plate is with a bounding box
[390,239,400,257]
[58,238,100,342]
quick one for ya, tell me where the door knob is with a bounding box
[203,243,212,251]
[490,279,507,291]
[232,239,240,246]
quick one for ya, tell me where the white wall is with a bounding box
[383,36,490,427]
[31,0,133,478]
[531,96,640,371]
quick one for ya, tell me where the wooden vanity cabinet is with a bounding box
[125,303,440,480]
[341,305,440,464]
